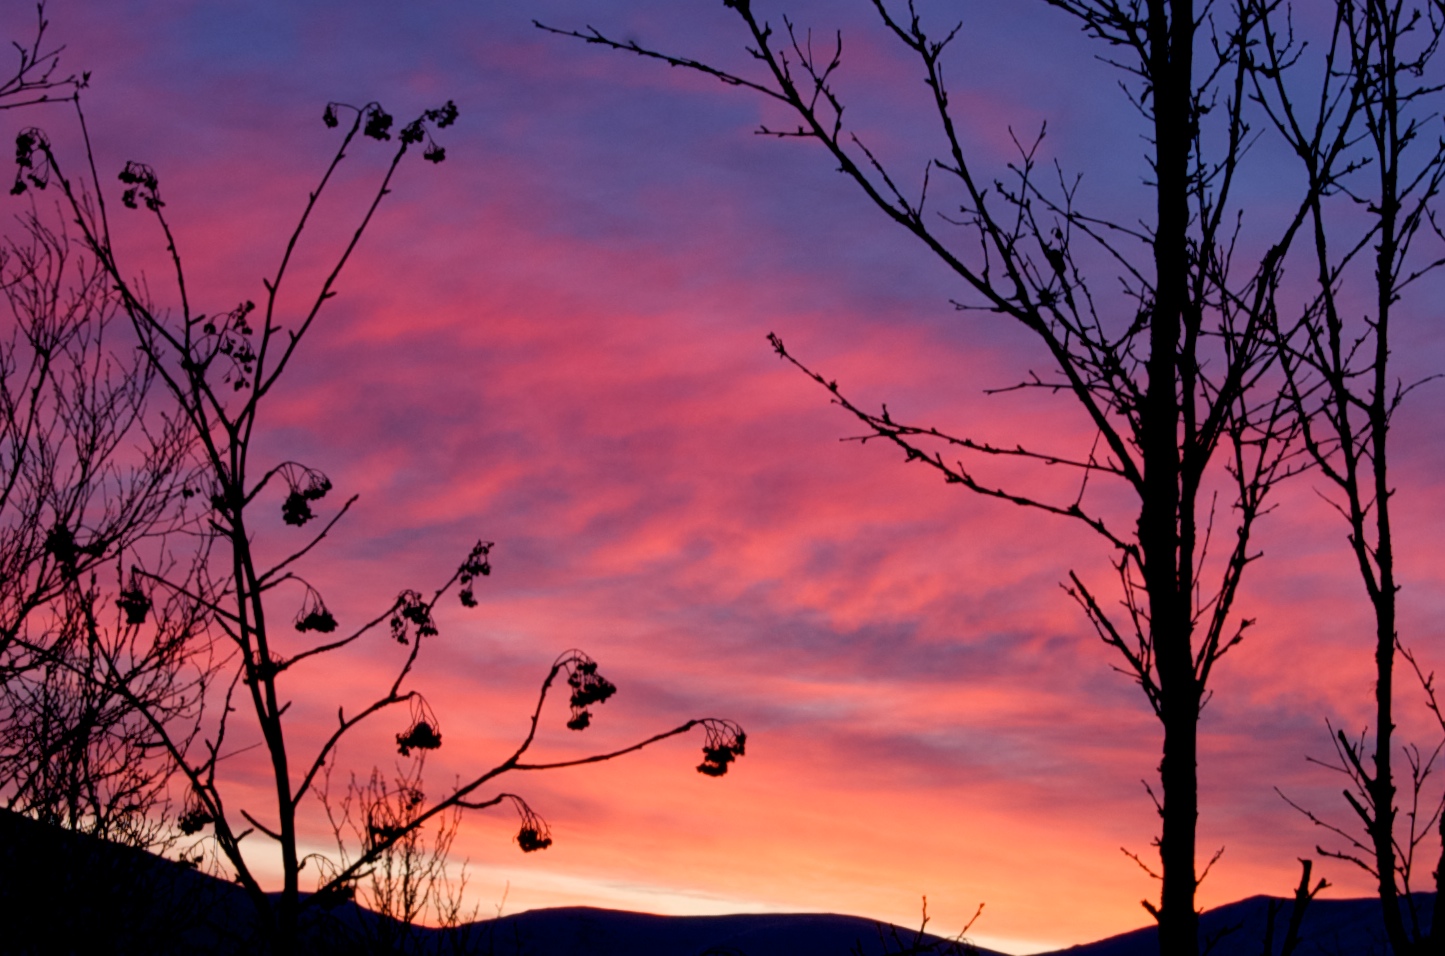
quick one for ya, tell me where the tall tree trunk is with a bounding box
[1366,10,1405,949]
[1146,2,1198,954]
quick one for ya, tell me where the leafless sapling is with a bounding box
[1257,2,1445,952]
[10,95,747,955]
[540,3,1353,952]
[315,759,481,955]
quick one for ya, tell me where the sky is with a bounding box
[5,1,1445,953]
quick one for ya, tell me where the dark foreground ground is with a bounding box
[1039,892,1431,956]
[0,809,1428,955]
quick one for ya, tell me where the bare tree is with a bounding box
[10,96,747,954]
[317,758,482,955]
[0,213,199,845]
[0,564,210,848]
[539,3,1359,952]
[1258,2,1445,952]
[0,5,196,847]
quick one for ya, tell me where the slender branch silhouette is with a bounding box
[9,92,746,954]
[541,4,1364,952]
[0,7,195,851]
[1260,3,1445,952]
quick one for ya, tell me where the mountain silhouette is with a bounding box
[0,808,1430,955]
[1032,891,1431,956]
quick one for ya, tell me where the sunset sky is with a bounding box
[7,2,1445,953]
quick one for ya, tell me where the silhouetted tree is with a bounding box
[316,759,483,955]
[1258,2,1445,952]
[541,4,1353,953]
[0,566,210,849]
[11,94,747,954]
[0,4,196,849]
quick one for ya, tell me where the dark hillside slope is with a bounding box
[1036,892,1433,956]
[0,808,996,955]
[0,809,1427,955]
[480,906,1002,955]
[0,806,248,953]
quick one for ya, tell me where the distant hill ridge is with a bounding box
[472,906,994,956]
[1034,891,1434,956]
[0,808,990,955]
[0,808,1430,955]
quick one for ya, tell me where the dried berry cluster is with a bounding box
[278,463,332,527]
[11,127,54,194]
[178,805,213,835]
[457,539,493,608]
[293,586,337,634]
[396,697,442,756]
[560,651,616,731]
[198,300,259,392]
[402,100,459,163]
[118,160,162,210]
[395,721,441,757]
[295,607,336,633]
[696,719,747,777]
[323,99,458,163]
[511,797,552,853]
[116,569,152,626]
[390,589,437,644]
[363,105,393,141]
[516,825,552,853]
